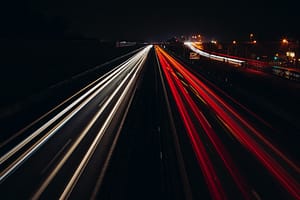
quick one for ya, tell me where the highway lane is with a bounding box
[155,45,300,200]
[0,45,152,199]
[1,43,298,200]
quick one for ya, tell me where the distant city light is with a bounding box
[232,40,237,44]
[211,40,217,44]
[286,51,295,58]
[282,38,289,44]
[253,40,257,44]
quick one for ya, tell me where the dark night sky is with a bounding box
[1,0,299,41]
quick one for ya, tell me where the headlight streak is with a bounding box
[59,45,151,200]
[185,42,269,68]
[155,46,300,199]
[1,51,138,165]
[0,46,152,186]
[0,50,142,150]
[0,54,137,182]
[184,42,245,66]
[31,45,152,199]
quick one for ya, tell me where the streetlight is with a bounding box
[282,38,289,45]
[250,33,254,42]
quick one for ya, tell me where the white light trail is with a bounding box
[31,45,152,199]
[184,42,245,66]
[59,45,151,200]
[0,46,152,184]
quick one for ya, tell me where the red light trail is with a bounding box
[155,45,300,200]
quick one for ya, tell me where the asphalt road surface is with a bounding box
[0,45,299,200]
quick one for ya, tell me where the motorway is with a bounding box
[155,45,299,200]
[0,45,152,199]
[0,44,299,200]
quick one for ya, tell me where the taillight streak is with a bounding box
[156,46,300,199]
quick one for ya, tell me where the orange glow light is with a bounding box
[282,38,289,44]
